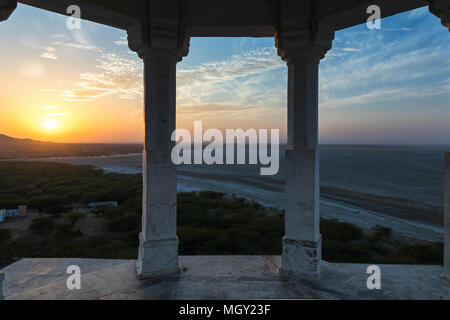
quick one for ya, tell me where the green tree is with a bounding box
[29,217,56,235]
[66,211,86,227]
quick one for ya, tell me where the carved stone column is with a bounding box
[429,0,450,299]
[276,0,334,279]
[442,153,450,299]
[1,0,16,299]
[127,1,189,279]
[429,0,450,31]
[0,0,16,22]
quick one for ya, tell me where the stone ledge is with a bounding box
[0,257,444,300]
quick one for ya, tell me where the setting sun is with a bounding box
[43,119,57,131]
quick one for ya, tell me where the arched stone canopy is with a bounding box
[0,0,17,21]
[10,0,432,34]
[0,0,449,284]
[429,0,450,30]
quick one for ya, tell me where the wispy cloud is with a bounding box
[319,15,450,113]
[40,105,59,110]
[176,47,285,119]
[114,36,128,46]
[52,41,100,52]
[177,48,283,89]
[321,85,449,110]
[35,6,448,143]
[43,39,142,101]
[39,46,58,60]
[342,47,361,52]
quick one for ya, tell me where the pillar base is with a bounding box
[136,233,179,279]
[441,275,450,300]
[0,271,4,300]
[280,236,322,279]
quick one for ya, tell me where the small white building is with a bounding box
[5,209,18,218]
[88,201,118,209]
[0,206,27,223]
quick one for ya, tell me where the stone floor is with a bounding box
[1,256,445,300]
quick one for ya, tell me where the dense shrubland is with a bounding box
[0,162,443,268]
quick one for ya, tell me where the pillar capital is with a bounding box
[0,0,16,22]
[126,0,190,62]
[275,0,334,63]
[127,24,190,62]
[429,0,450,31]
[275,20,335,63]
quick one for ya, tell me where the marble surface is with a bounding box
[1,256,445,300]
[0,271,4,299]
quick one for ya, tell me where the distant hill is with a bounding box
[0,134,142,159]
[0,134,45,145]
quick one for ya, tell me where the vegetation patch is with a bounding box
[0,161,443,268]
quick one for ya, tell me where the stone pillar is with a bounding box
[0,271,4,300]
[442,153,450,299]
[275,0,334,278]
[1,4,14,299]
[0,0,11,292]
[428,0,449,299]
[0,0,16,21]
[127,2,189,279]
[429,0,450,31]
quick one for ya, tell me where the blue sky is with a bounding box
[0,4,448,144]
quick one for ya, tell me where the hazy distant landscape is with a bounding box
[0,134,142,159]
[36,143,448,241]
[0,133,448,268]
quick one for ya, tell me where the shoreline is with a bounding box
[2,155,444,241]
[177,170,443,227]
[1,153,142,162]
[320,186,443,227]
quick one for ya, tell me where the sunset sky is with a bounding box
[0,4,448,144]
